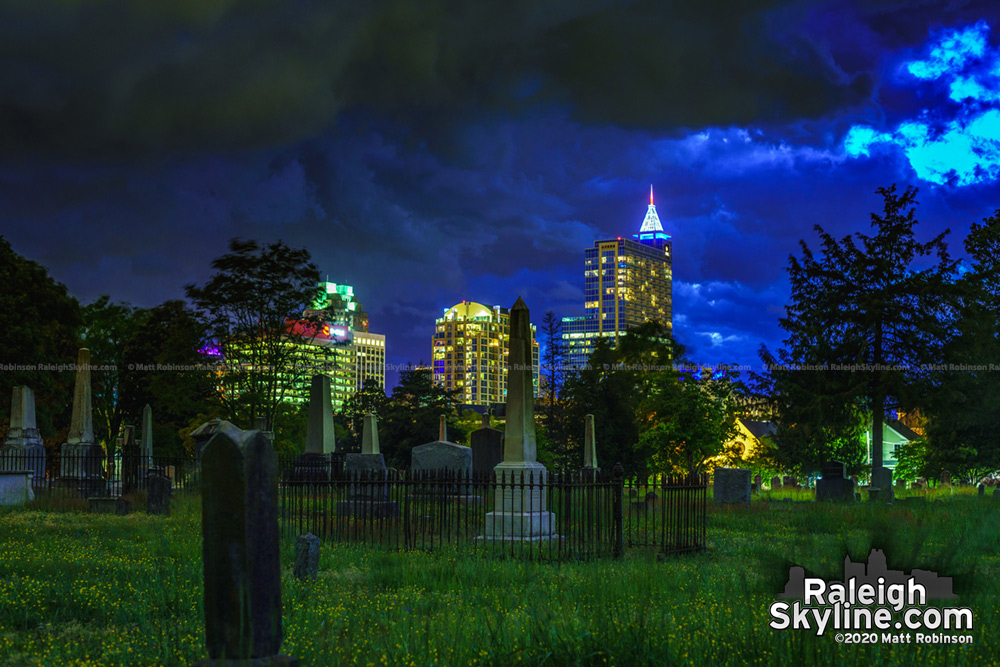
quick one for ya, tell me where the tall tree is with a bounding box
[378,366,463,468]
[119,300,217,457]
[539,311,565,438]
[81,296,148,458]
[636,365,744,476]
[0,237,81,443]
[762,185,957,477]
[185,238,323,431]
[921,210,1000,480]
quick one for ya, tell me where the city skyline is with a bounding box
[3,3,1000,390]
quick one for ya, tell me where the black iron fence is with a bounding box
[1,449,708,560]
[0,450,203,498]
[278,466,708,560]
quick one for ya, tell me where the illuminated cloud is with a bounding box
[845,20,1000,186]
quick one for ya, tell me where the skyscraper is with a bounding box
[285,281,386,411]
[562,187,672,367]
[432,301,539,407]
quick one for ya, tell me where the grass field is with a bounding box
[0,492,997,666]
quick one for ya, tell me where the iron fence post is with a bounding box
[612,462,624,559]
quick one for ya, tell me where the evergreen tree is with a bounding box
[762,185,957,476]
[378,366,464,468]
[921,210,1000,480]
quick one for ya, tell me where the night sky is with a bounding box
[3,1,1000,389]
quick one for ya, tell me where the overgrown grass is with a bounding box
[1,494,998,666]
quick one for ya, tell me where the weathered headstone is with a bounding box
[816,461,855,502]
[480,297,556,542]
[580,414,599,480]
[189,418,244,461]
[199,430,295,665]
[1,386,47,481]
[0,472,34,506]
[411,414,471,478]
[147,473,172,516]
[294,534,321,580]
[713,468,751,506]
[770,476,781,490]
[782,475,797,488]
[870,466,894,503]
[753,474,762,487]
[978,483,986,496]
[292,375,337,481]
[59,349,106,496]
[941,470,952,485]
[470,413,503,476]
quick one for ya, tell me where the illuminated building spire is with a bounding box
[639,185,664,234]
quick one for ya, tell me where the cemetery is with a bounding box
[0,304,998,665]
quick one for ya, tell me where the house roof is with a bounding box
[886,419,920,442]
[739,419,777,440]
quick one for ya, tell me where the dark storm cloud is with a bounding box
[0,0,879,158]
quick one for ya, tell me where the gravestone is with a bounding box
[480,298,556,543]
[147,473,172,516]
[713,468,751,506]
[59,349,106,496]
[88,497,132,515]
[941,470,952,485]
[1,386,46,482]
[978,483,986,496]
[199,430,295,666]
[770,476,781,490]
[753,474,762,487]
[0,472,34,506]
[870,466,894,503]
[294,534,321,580]
[816,461,855,502]
[782,475,797,488]
[292,375,337,482]
[190,419,244,461]
[470,414,503,476]
[580,414,599,480]
[341,413,396,518]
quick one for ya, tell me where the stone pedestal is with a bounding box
[869,466,894,503]
[482,462,555,540]
[1,386,47,482]
[0,471,34,506]
[338,453,397,518]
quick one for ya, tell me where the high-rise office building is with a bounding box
[431,301,539,407]
[562,187,672,367]
[284,282,386,411]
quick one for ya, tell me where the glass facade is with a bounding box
[432,301,539,407]
[562,195,673,367]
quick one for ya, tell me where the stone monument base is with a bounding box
[869,467,895,503]
[290,453,336,482]
[0,471,34,506]
[55,476,107,498]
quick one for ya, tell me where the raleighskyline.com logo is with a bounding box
[770,549,973,644]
